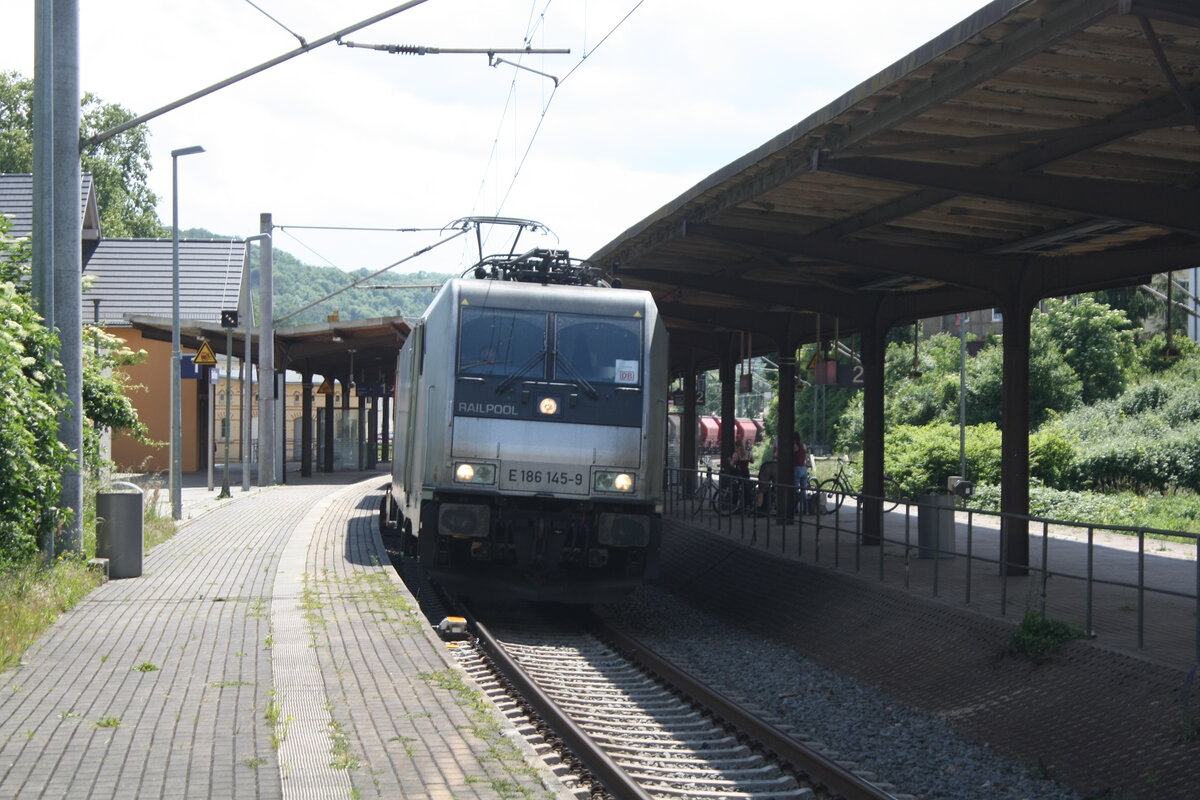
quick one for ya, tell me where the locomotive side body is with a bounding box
[386,278,667,603]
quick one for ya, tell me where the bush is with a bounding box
[883,422,1074,499]
[0,278,71,566]
[1028,424,1077,487]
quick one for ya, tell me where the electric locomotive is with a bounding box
[380,249,668,603]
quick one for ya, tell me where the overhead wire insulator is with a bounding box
[388,44,439,55]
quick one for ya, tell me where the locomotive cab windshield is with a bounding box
[457,307,643,395]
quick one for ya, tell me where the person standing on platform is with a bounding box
[730,439,752,505]
[793,432,809,514]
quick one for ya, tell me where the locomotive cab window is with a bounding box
[555,314,642,386]
[458,308,547,378]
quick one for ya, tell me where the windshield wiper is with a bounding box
[553,349,599,399]
[495,349,547,394]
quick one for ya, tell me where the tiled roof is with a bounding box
[0,173,97,240]
[83,238,247,326]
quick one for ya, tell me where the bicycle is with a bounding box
[818,457,855,513]
[818,456,908,513]
[692,469,748,517]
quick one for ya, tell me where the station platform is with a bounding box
[0,471,572,800]
[662,501,1200,799]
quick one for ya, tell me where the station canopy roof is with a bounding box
[588,0,1200,371]
[128,314,411,386]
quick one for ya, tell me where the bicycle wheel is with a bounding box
[712,482,744,516]
[882,476,905,512]
[692,477,714,517]
[819,478,847,513]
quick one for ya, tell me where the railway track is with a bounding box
[451,605,900,800]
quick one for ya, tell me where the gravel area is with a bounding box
[598,584,1085,800]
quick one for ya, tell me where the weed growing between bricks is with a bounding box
[1008,609,1083,664]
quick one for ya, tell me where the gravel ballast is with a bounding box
[599,583,1084,800]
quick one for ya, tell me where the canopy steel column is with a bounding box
[774,322,798,522]
[277,370,286,483]
[357,392,367,470]
[860,320,888,546]
[341,377,352,471]
[367,396,378,469]
[1000,299,1033,576]
[718,339,737,470]
[380,393,391,463]
[323,387,335,473]
[301,373,313,477]
[680,352,698,497]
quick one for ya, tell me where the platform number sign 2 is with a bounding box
[836,363,864,390]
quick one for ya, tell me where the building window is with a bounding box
[991,308,1004,322]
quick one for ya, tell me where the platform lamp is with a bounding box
[170,145,205,521]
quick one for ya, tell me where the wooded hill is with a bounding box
[182,228,454,327]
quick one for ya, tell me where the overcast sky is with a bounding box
[4,0,991,276]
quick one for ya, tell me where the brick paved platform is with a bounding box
[0,472,571,800]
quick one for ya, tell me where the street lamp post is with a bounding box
[170,145,205,521]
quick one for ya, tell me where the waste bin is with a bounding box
[917,492,955,559]
[96,481,144,579]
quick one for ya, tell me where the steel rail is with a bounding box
[461,608,655,800]
[595,617,897,800]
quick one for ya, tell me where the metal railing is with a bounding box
[664,465,1200,667]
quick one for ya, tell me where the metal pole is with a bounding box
[220,325,233,499]
[170,145,204,520]
[32,0,57,555]
[242,324,252,491]
[51,0,83,554]
[239,234,269,491]
[258,214,275,486]
[32,0,54,323]
[206,366,215,491]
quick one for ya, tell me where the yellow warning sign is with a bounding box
[806,352,823,371]
[316,378,333,394]
[193,340,218,367]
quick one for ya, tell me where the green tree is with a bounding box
[0,72,34,173]
[0,70,165,238]
[1035,297,1135,404]
[963,325,1082,429]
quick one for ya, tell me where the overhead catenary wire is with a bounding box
[273,226,469,324]
[484,0,649,219]
[240,0,308,47]
[83,1,434,148]
[275,225,451,271]
[277,224,448,233]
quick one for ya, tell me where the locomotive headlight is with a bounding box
[454,462,496,484]
[536,396,560,416]
[594,470,636,493]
